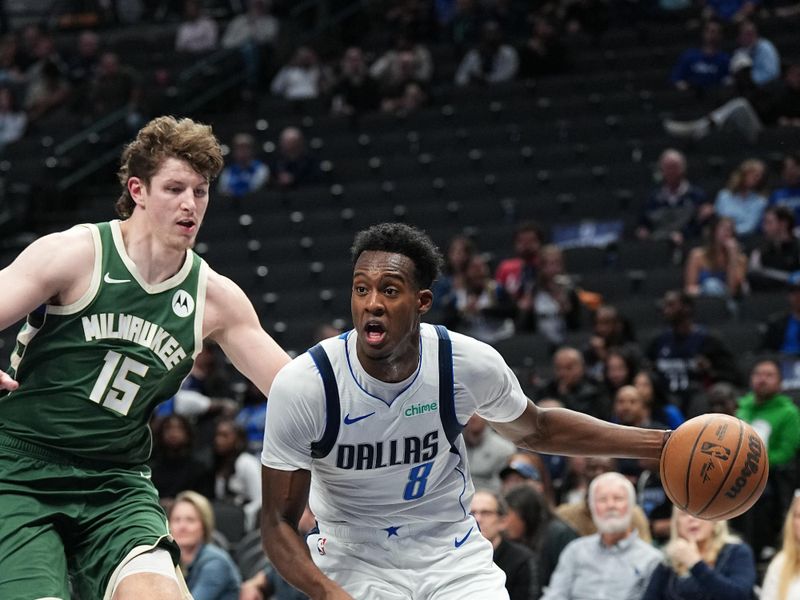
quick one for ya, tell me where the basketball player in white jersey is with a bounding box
[261,223,670,600]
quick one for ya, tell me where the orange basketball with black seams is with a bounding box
[660,413,769,520]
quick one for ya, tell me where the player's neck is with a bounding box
[356,338,421,383]
[119,217,187,284]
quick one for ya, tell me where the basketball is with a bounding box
[660,413,769,520]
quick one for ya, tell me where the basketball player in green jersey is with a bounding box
[0,116,290,600]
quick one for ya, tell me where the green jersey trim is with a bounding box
[192,260,209,359]
[47,224,102,316]
[109,220,194,295]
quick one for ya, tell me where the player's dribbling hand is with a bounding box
[0,370,18,391]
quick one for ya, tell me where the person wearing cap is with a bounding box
[762,273,800,355]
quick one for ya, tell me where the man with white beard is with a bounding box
[542,472,662,600]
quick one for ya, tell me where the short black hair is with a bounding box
[351,223,444,289]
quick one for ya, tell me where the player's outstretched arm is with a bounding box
[261,466,353,600]
[204,272,291,397]
[491,400,669,460]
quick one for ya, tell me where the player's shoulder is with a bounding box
[424,324,504,361]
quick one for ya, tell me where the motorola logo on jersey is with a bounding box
[336,430,439,470]
[172,290,194,317]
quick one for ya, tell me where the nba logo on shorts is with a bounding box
[317,537,328,555]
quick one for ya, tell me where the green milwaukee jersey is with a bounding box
[0,220,208,465]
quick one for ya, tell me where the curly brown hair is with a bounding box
[115,115,224,219]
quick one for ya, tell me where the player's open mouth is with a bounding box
[177,219,196,233]
[364,321,386,345]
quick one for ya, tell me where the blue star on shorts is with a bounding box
[383,526,401,538]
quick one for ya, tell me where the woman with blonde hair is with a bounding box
[761,493,800,599]
[714,158,768,237]
[641,506,756,599]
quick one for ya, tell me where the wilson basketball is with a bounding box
[660,413,769,520]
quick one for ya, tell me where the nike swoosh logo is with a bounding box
[454,526,473,548]
[343,411,375,425]
[104,273,131,284]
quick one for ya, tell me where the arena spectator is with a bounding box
[733,19,780,87]
[432,233,477,312]
[150,414,213,501]
[749,206,800,290]
[330,46,380,118]
[735,359,800,560]
[537,347,610,420]
[87,51,140,122]
[543,472,661,600]
[217,133,269,199]
[0,85,26,149]
[643,507,756,600]
[454,20,518,86]
[175,0,218,54]
[445,0,482,56]
[714,159,767,236]
[555,457,652,540]
[270,126,319,188]
[221,0,279,97]
[500,452,556,504]
[761,494,800,599]
[670,20,730,95]
[684,215,748,297]
[0,34,25,87]
[212,418,262,530]
[516,245,581,346]
[170,491,241,600]
[495,221,544,301]
[235,381,267,455]
[703,0,757,22]
[463,413,516,492]
[24,58,70,121]
[517,16,568,79]
[504,484,578,590]
[761,274,800,355]
[370,33,433,91]
[583,304,637,381]
[636,149,711,247]
[612,385,668,484]
[602,347,640,400]
[270,46,326,103]
[646,289,741,416]
[769,152,800,220]
[633,369,685,429]
[706,381,740,415]
[65,30,100,91]
[441,253,516,343]
[471,489,540,600]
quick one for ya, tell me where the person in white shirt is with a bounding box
[762,493,800,600]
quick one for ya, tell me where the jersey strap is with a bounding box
[309,344,341,459]
[434,325,461,451]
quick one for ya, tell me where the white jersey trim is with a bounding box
[47,224,102,316]
[192,260,209,359]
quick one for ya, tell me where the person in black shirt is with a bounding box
[749,205,800,290]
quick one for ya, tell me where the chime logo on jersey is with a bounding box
[172,290,194,317]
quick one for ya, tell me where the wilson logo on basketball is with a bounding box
[725,435,763,499]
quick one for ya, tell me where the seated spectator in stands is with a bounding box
[495,221,543,302]
[761,494,800,600]
[633,368,685,429]
[684,215,748,297]
[706,381,739,415]
[500,452,557,505]
[643,507,756,600]
[88,52,140,123]
[454,20,518,86]
[0,86,26,149]
[471,489,540,600]
[646,290,741,416]
[235,381,267,455]
[769,152,800,220]
[518,16,568,79]
[213,418,262,531]
[505,484,578,591]
[65,30,100,103]
[637,149,711,248]
[175,0,218,54]
[556,457,652,540]
[762,274,800,355]
[441,253,516,343]
[464,413,516,491]
[670,20,730,96]
[714,159,767,236]
[602,347,640,400]
[749,206,800,290]
[445,0,482,56]
[217,133,269,199]
[432,233,477,311]
[221,0,279,97]
[330,46,380,118]
[612,385,668,480]
[537,347,610,420]
[516,245,580,346]
[24,58,70,122]
[703,0,757,22]
[150,414,213,502]
[370,33,433,91]
[270,46,326,103]
[170,491,241,600]
[543,472,661,600]
[733,19,780,87]
[23,32,66,85]
[379,77,427,116]
[735,359,800,560]
[0,34,26,87]
[269,126,318,188]
[583,304,637,381]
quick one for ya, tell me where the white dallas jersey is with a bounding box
[262,323,528,528]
